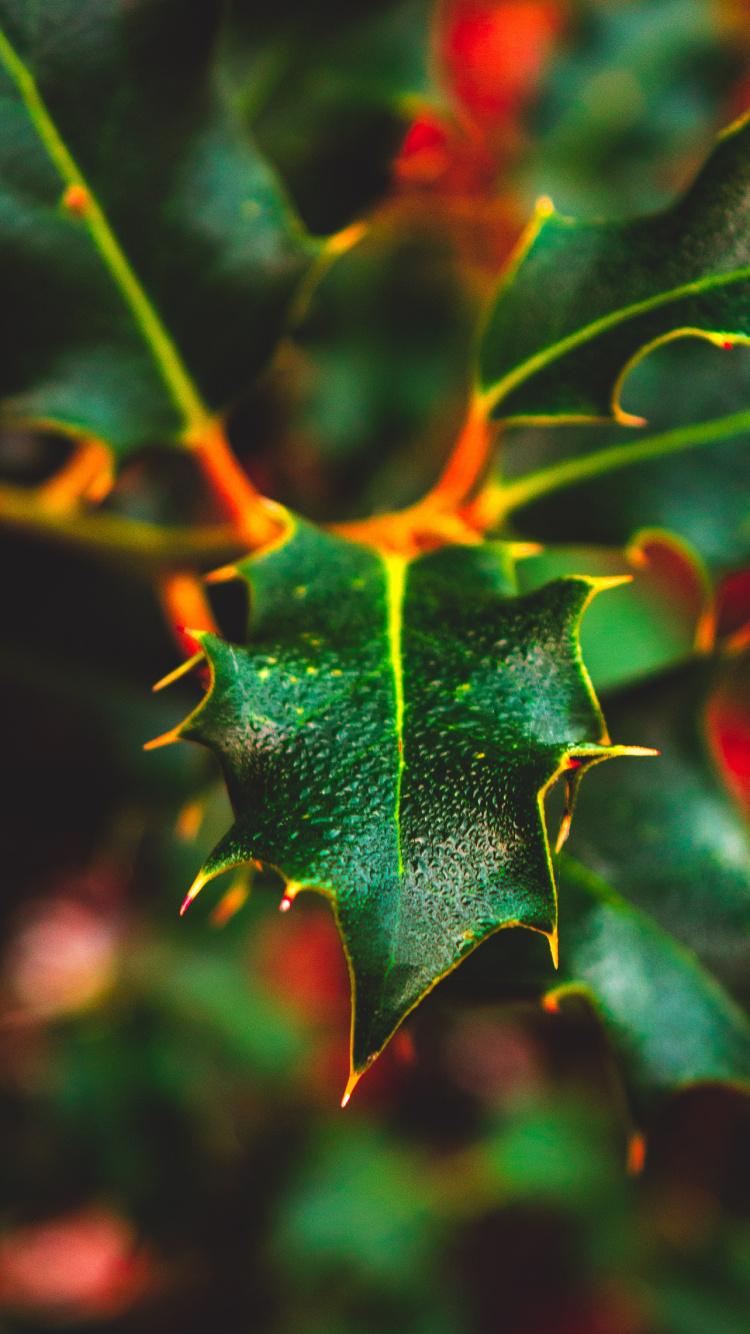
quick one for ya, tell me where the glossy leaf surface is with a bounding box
[0,0,314,453]
[479,112,750,422]
[171,520,635,1084]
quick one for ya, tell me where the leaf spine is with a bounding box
[382,556,407,875]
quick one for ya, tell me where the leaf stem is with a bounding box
[0,26,284,543]
[427,392,495,509]
[331,394,495,556]
[0,25,211,439]
[0,480,249,568]
[36,436,113,512]
[467,407,750,529]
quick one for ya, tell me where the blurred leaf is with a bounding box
[131,939,305,1076]
[0,0,314,454]
[555,854,750,1102]
[279,213,477,520]
[221,0,435,233]
[526,0,740,218]
[565,664,750,1005]
[502,338,750,573]
[273,1125,433,1283]
[172,519,640,1084]
[487,1102,620,1205]
[479,113,750,424]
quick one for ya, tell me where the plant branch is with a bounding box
[0,480,249,570]
[331,393,495,557]
[465,407,750,531]
[187,420,283,546]
[36,436,114,512]
[157,571,219,668]
[0,23,211,439]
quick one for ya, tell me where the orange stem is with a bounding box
[427,391,495,511]
[158,570,219,660]
[37,436,113,512]
[187,419,281,548]
[331,392,496,557]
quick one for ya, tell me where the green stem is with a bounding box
[0,481,247,568]
[0,24,211,439]
[496,407,750,517]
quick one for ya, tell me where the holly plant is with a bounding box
[4,0,750,1124]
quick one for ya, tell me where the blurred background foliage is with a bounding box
[5,0,750,1330]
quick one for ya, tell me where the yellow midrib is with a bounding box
[0,23,211,439]
[383,555,407,876]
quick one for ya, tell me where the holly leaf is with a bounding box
[157,518,646,1093]
[566,664,750,1005]
[0,0,314,455]
[499,339,750,573]
[437,843,750,1107]
[554,855,750,1107]
[515,530,712,693]
[434,655,750,1105]
[479,111,750,424]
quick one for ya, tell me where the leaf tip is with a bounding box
[210,874,251,928]
[61,183,91,217]
[547,929,559,970]
[180,871,208,916]
[554,813,572,854]
[143,726,182,751]
[152,649,206,692]
[587,574,633,594]
[341,1070,361,1109]
[279,881,302,913]
[205,564,239,585]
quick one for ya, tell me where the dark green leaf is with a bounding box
[168,519,638,1086]
[500,339,750,574]
[0,0,314,454]
[555,854,750,1103]
[479,112,750,423]
[565,665,750,1005]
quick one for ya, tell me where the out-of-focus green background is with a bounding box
[4,1,750,1329]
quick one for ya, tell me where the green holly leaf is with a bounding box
[554,855,750,1106]
[479,111,750,424]
[435,653,750,1104]
[565,664,750,1005]
[524,0,738,220]
[515,530,712,693]
[438,842,750,1105]
[497,339,750,574]
[158,518,646,1093]
[0,0,315,455]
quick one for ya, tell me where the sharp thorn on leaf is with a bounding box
[180,872,208,916]
[152,649,206,692]
[143,727,181,751]
[341,1070,361,1108]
